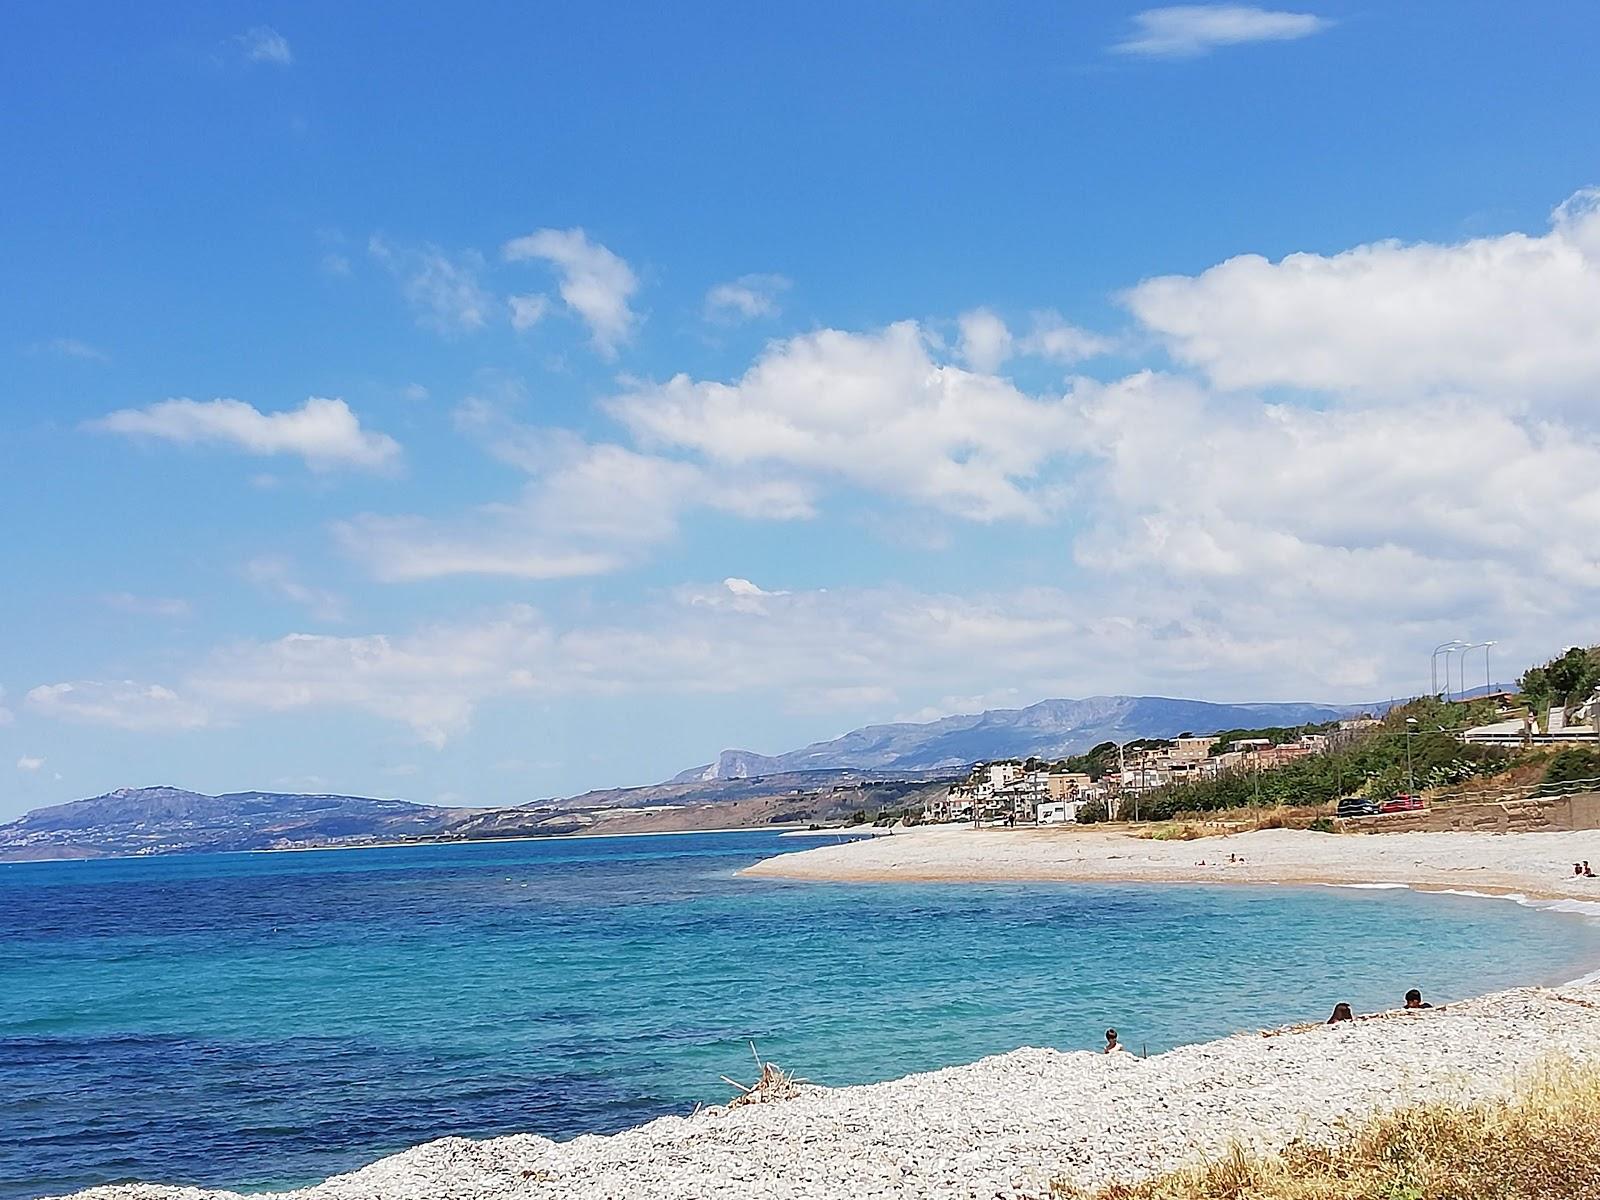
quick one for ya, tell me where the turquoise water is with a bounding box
[5,831,1600,1199]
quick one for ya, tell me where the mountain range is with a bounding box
[675,694,1372,780]
[2,693,1378,860]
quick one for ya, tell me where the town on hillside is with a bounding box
[927,644,1600,829]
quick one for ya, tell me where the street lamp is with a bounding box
[1404,717,1419,794]
[1461,641,1497,700]
[1431,641,1468,699]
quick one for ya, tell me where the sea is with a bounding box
[6,829,1600,1200]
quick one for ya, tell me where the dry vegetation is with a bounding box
[1051,1060,1600,1200]
[1136,803,1335,840]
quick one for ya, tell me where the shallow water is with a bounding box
[5,831,1599,1199]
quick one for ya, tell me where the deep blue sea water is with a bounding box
[6,830,1600,1200]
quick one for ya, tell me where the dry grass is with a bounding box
[1051,1060,1600,1200]
[1137,804,1334,841]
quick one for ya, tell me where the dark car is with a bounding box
[1336,797,1378,818]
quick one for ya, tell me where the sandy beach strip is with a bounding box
[741,824,1600,901]
[58,982,1600,1200]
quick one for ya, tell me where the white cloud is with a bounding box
[0,689,12,726]
[243,557,346,621]
[104,593,193,619]
[369,236,493,333]
[705,274,790,323]
[37,337,109,362]
[956,308,1013,373]
[17,756,44,772]
[1125,188,1600,404]
[238,26,293,66]
[609,321,1077,520]
[27,682,209,732]
[1113,6,1330,57]
[502,228,639,356]
[89,396,402,472]
[507,293,551,331]
[1019,311,1114,364]
[338,434,812,582]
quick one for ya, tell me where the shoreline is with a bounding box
[50,827,1600,1200]
[59,980,1600,1200]
[739,824,1600,901]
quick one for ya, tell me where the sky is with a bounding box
[4,2,1600,818]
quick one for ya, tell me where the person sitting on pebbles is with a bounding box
[1104,1027,1128,1053]
[1327,1002,1354,1024]
[1404,989,1432,1010]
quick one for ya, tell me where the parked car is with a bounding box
[1379,792,1425,813]
[1336,797,1378,818]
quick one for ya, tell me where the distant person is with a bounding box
[1104,1028,1127,1054]
[1586,861,1595,878]
[1404,989,1432,1010]
[1327,1003,1354,1024]
[1578,863,1587,877]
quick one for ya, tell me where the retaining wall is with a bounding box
[1337,790,1600,834]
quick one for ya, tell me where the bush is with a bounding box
[1543,748,1600,787]
[1075,797,1108,824]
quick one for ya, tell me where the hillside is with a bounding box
[0,786,475,861]
[675,695,1372,781]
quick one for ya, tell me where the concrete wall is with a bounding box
[1337,790,1600,834]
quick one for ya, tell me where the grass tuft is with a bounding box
[1050,1060,1600,1200]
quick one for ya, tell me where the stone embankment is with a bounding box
[60,983,1600,1200]
[1340,790,1600,834]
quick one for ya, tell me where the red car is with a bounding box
[1380,793,1424,813]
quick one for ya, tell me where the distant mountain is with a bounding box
[0,786,473,861]
[675,695,1376,781]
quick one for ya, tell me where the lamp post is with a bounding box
[1405,717,1418,794]
[1461,640,1497,700]
[1432,641,1468,699]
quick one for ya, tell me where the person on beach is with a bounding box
[1327,1003,1354,1023]
[1104,1028,1127,1053]
[1405,989,1432,1009]
[1586,861,1595,878]
[1578,864,1587,877]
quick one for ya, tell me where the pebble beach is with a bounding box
[58,983,1600,1200]
[53,826,1600,1200]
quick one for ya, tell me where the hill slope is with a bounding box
[0,786,472,860]
[676,695,1372,781]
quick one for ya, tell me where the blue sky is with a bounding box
[5,2,1600,818]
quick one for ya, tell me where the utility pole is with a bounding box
[1405,718,1418,794]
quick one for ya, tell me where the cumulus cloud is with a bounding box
[609,321,1078,520]
[1125,188,1600,404]
[27,681,210,732]
[338,433,812,582]
[502,228,639,356]
[237,25,293,65]
[1019,311,1114,364]
[956,308,1013,373]
[369,236,493,333]
[1113,6,1330,58]
[89,396,402,472]
[705,274,790,323]
[17,756,44,772]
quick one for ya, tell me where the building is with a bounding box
[1171,735,1219,763]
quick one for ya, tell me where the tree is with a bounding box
[1520,646,1600,710]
